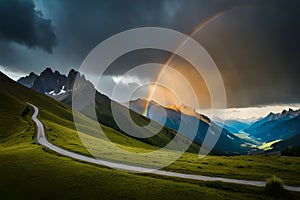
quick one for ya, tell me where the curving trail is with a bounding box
[29,104,300,192]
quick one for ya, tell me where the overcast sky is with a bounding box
[0,0,299,109]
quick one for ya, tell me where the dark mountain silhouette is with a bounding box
[18,68,94,101]
[17,72,38,88]
[31,68,67,94]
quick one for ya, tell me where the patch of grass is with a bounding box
[30,100,300,187]
[165,154,300,186]
[3,144,300,200]
[39,110,300,183]
[258,140,281,151]
[266,175,284,192]
[35,101,300,186]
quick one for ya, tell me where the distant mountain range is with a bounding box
[242,109,300,155]
[244,109,300,142]
[214,119,251,134]
[129,98,252,155]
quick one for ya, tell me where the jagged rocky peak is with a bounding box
[265,112,276,119]
[17,68,95,98]
[64,69,78,91]
[261,108,300,122]
[39,68,56,81]
[41,67,53,74]
[281,109,288,115]
[65,69,94,91]
[31,67,67,94]
[29,72,37,77]
[286,108,300,115]
[67,69,77,79]
[17,72,38,88]
[275,108,300,118]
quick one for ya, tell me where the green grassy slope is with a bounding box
[40,102,300,186]
[2,71,300,183]
[3,70,203,154]
[166,153,300,186]
[3,73,300,199]
[4,144,300,200]
[0,91,35,147]
[66,87,202,153]
[0,71,196,154]
[0,72,199,168]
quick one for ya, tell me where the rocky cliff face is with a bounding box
[30,68,67,94]
[17,68,94,100]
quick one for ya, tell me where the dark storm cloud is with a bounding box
[193,0,300,107]
[0,0,299,107]
[99,0,300,107]
[0,0,56,53]
[37,0,186,70]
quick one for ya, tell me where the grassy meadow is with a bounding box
[40,104,300,186]
[1,73,300,199]
[0,102,298,200]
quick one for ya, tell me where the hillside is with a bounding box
[0,75,247,199]
[2,71,300,199]
[0,71,159,153]
[0,72,216,199]
[16,69,203,154]
[270,134,300,156]
[20,68,233,154]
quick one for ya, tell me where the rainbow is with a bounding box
[142,10,231,116]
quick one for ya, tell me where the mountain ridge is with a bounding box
[18,68,250,155]
[129,98,252,155]
[18,68,300,155]
[129,98,211,125]
[17,68,204,154]
[245,108,300,139]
